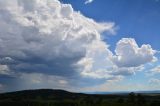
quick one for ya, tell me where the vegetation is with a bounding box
[0,89,160,106]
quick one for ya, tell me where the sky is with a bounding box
[0,0,160,93]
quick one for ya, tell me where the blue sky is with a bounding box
[0,0,160,92]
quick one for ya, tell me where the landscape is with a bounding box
[0,0,160,106]
[0,89,160,106]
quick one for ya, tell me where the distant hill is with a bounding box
[86,90,160,95]
[0,89,86,100]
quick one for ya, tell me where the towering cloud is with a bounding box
[0,0,115,76]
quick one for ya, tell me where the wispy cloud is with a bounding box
[85,0,94,4]
[148,65,160,76]
[149,78,160,84]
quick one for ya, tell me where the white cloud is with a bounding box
[0,0,119,89]
[85,0,94,4]
[112,38,157,67]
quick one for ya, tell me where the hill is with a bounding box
[0,89,85,100]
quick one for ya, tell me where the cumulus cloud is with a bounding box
[0,0,116,89]
[112,38,157,67]
[0,0,115,77]
[0,0,157,91]
[85,0,94,4]
[78,38,155,80]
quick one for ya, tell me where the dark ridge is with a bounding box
[0,89,86,100]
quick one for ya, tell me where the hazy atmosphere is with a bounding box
[0,0,160,93]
